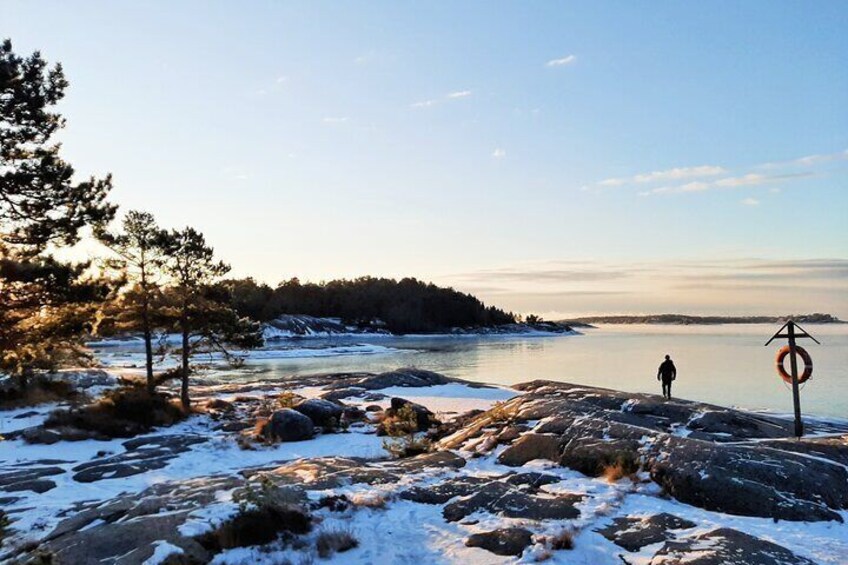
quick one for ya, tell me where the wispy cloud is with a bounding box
[600,165,726,187]
[441,258,848,318]
[595,149,845,198]
[453,258,848,286]
[410,90,472,109]
[453,262,630,284]
[546,54,577,67]
[758,149,848,170]
[741,197,760,206]
[492,148,506,159]
[322,116,349,124]
[640,171,815,196]
[410,99,437,109]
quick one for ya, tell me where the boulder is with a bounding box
[293,398,343,429]
[596,513,696,552]
[496,424,529,444]
[443,481,581,522]
[341,405,367,423]
[264,409,315,442]
[356,368,453,390]
[465,528,533,556]
[497,434,561,466]
[650,527,817,564]
[648,435,848,522]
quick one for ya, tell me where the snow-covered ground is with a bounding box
[2,363,847,564]
[0,374,516,555]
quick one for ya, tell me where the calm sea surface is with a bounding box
[243,324,848,419]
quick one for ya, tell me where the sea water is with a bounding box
[239,324,848,419]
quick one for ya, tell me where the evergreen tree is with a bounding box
[0,39,114,251]
[159,227,262,409]
[0,39,116,387]
[96,211,168,394]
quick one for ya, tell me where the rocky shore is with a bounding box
[1,369,846,564]
[263,314,576,339]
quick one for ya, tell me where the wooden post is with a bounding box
[765,320,818,439]
[786,321,803,438]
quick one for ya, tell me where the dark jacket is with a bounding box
[658,359,676,381]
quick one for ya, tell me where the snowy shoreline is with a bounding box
[1,368,847,564]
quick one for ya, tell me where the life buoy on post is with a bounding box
[775,345,813,384]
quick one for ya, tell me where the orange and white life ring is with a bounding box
[775,345,813,385]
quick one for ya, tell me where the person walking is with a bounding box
[657,354,676,399]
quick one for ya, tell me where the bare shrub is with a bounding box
[315,526,358,558]
[601,451,640,482]
[198,506,310,551]
[0,376,79,408]
[43,386,186,438]
[486,400,513,423]
[200,476,310,551]
[254,416,270,438]
[382,435,431,458]
[379,404,419,436]
[235,475,306,513]
[277,390,299,409]
[550,529,574,550]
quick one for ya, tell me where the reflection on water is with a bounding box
[240,324,848,419]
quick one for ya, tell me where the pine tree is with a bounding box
[0,39,114,251]
[0,39,116,388]
[97,211,168,394]
[159,227,262,409]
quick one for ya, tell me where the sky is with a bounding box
[6,1,848,318]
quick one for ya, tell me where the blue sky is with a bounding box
[6,1,848,317]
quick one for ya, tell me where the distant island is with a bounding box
[226,277,572,336]
[562,313,844,326]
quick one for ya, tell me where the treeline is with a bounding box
[0,39,261,408]
[224,277,516,334]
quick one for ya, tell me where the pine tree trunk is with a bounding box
[142,305,154,395]
[141,266,155,395]
[180,316,190,411]
[16,369,30,391]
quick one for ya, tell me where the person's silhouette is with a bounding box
[657,354,676,399]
